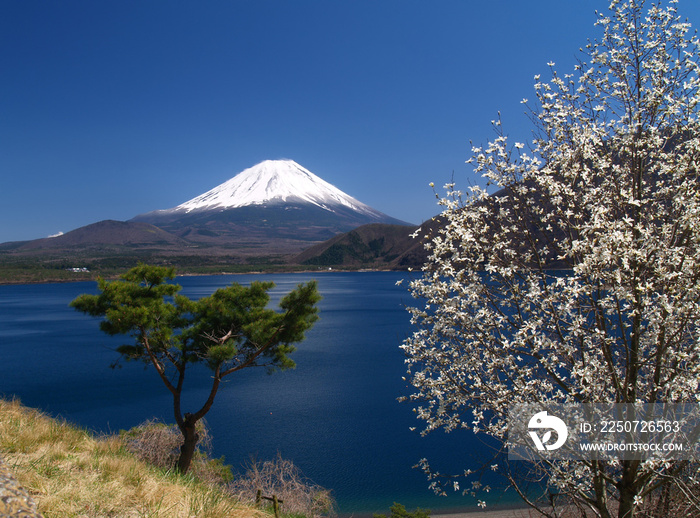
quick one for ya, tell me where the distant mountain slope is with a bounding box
[293,222,433,270]
[132,160,411,245]
[17,220,187,250]
[0,160,419,277]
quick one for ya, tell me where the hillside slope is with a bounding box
[293,223,434,269]
[16,220,188,251]
[0,398,257,518]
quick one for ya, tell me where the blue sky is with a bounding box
[3,1,700,243]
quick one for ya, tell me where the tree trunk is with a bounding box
[618,487,635,518]
[176,413,199,474]
[593,461,613,518]
[618,468,637,518]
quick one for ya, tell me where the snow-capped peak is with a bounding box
[172,159,380,216]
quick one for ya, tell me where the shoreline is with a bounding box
[0,266,406,286]
[341,508,534,518]
[433,509,534,518]
[340,502,535,518]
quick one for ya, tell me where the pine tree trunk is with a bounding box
[176,414,199,474]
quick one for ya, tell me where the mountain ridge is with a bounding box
[16,220,188,250]
[131,159,412,247]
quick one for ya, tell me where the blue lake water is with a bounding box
[0,272,519,514]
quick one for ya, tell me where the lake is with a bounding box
[0,271,518,514]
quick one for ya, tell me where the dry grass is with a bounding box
[121,418,232,487]
[0,398,262,518]
[229,454,336,518]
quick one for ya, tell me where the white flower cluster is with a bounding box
[402,1,700,515]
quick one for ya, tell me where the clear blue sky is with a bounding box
[3,1,700,242]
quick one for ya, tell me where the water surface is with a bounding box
[0,272,516,514]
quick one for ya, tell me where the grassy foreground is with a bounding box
[0,398,260,518]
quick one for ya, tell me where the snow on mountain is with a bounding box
[131,159,412,248]
[168,159,382,217]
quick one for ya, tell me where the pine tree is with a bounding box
[72,264,320,474]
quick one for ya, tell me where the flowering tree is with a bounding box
[401,1,700,517]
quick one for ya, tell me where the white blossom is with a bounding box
[402,1,700,516]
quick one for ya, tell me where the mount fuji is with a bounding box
[132,159,411,250]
